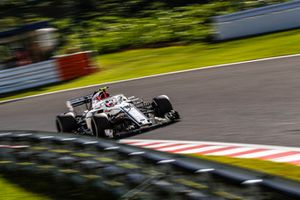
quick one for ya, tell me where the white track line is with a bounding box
[2,53,300,104]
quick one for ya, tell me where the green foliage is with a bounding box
[0,18,19,31]
[0,0,288,54]
[2,28,300,101]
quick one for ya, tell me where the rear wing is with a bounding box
[66,94,93,110]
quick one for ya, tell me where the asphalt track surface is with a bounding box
[1,56,300,147]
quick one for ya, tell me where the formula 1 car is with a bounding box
[56,87,180,138]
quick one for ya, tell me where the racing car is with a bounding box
[56,87,180,138]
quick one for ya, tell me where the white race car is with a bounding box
[56,87,180,138]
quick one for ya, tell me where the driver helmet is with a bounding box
[96,87,110,101]
[105,100,114,107]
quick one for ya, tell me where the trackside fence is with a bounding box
[0,60,59,94]
[0,51,96,95]
[213,1,300,40]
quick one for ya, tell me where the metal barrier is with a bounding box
[0,60,60,94]
[213,1,300,40]
[0,52,96,95]
[1,130,300,200]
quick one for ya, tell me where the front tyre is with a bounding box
[56,113,78,133]
[91,113,112,138]
[152,95,173,117]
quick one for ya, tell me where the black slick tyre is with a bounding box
[91,113,111,138]
[56,113,78,133]
[152,95,173,117]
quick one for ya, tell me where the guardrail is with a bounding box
[213,1,300,40]
[0,60,60,94]
[1,130,300,199]
[0,51,96,95]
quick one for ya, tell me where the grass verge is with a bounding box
[1,29,300,102]
[191,155,300,182]
[0,175,49,200]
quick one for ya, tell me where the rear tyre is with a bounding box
[152,95,173,118]
[91,113,111,138]
[56,113,78,133]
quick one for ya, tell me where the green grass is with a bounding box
[191,155,300,182]
[1,29,300,101]
[0,175,49,200]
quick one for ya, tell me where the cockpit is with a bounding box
[92,94,127,109]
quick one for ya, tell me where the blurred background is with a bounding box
[0,0,288,69]
[3,0,299,99]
